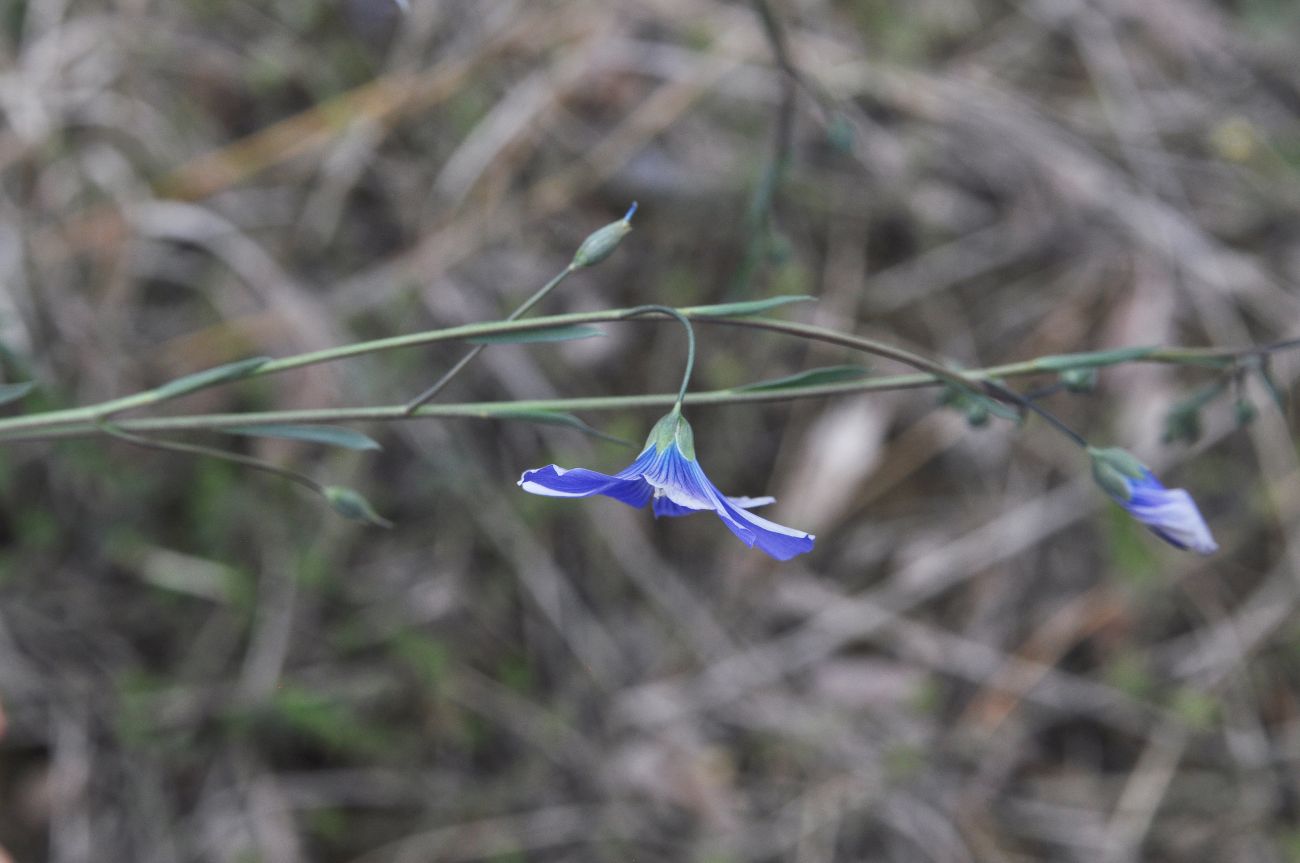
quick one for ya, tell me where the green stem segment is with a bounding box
[401,202,638,414]
[95,420,326,494]
[620,305,696,410]
[402,264,576,414]
[980,380,1089,448]
[0,300,1295,444]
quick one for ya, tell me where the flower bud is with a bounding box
[570,202,636,269]
[1087,447,1217,554]
[1060,367,1097,393]
[324,486,394,528]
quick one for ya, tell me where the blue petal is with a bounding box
[519,448,657,509]
[653,494,775,518]
[652,496,699,518]
[519,434,814,561]
[678,457,815,561]
[1120,471,1218,555]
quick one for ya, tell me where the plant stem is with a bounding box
[620,305,696,409]
[402,264,575,414]
[980,381,1089,448]
[95,421,327,494]
[0,300,1295,442]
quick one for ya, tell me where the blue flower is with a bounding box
[519,411,815,561]
[1089,447,1217,554]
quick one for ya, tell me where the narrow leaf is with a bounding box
[155,357,271,399]
[732,365,869,392]
[1034,346,1156,372]
[469,325,603,345]
[220,424,382,451]
[492,409,631,446]
[977,394,1022,422]
[0,381,35,407]
[324,486,393,528]
[684,295,816,318]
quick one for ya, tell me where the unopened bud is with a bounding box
[324,486,394,528]
[1061,367,1098,393]
[570,202,637,269]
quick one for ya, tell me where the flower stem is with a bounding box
[980,381,1089,448]
[402,263,576,414]
[95,420,327,495]
[0,300,1295,443]
[620,305,696,410]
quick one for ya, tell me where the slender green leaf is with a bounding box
[154,357,271,399]
[324,486,393,528]
[0,381,35,407]
[220,424,382,451]
[732,365,869,393]
[469,325,603,345]
[684,295,816,318]
[1034,346,1156,372]
[492,409,631,445]
[977,394,1022,422]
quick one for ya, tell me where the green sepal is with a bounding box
[937,384,1019,427]
[323,486,394,528]
[1087,446,1147,502]
[645,410,696,460]
[1060,367,1098,393]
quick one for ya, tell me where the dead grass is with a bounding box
[2,0,1300,860]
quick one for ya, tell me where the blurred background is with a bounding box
[2,0,1300,860]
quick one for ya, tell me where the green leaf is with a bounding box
[219,424,382,451]
[323,486,393,528]
[154,357,270,399]
[492,409,631,446]
[939,384,1020,426]
[977,394,1021,422]
[684,295,816,318]
[0,381,35,407]
[1034,346,1156,372]
[732,365,869,392]
[469,325,603,345]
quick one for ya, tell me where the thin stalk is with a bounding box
[0,375,951,443]
[980,381,1089,448]
[95,421,327,494]
[402,201,639,413]
[0,302,1295,441]
[402,264,575,414]
[621,305,696,408]
[703,316,989,396]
